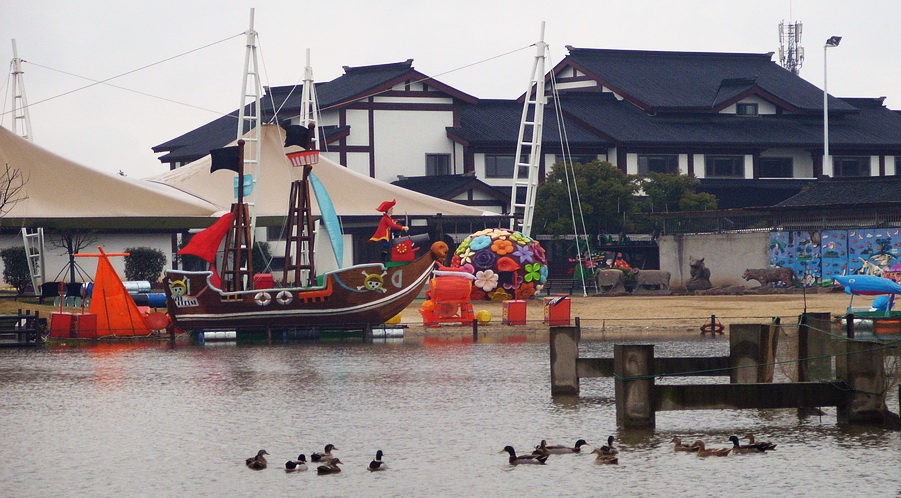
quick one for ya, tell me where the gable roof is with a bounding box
[772,176,901,209]
[447,99,610,148]
[558,47,859,114]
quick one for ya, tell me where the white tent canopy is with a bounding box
[0,126,220,225]
[147,123,494,218]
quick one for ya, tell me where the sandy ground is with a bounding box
[398,290,855,338]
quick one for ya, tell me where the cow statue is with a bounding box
[742,267,795,288]
[595,268,626,294]
[630,269,671,295]
[685,256,713,291]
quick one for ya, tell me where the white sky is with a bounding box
[1,0,899,178]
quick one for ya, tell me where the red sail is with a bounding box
[178,212,235,263]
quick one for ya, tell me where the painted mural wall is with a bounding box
[770,228,901,285]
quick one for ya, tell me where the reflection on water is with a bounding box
[0,337,899,496]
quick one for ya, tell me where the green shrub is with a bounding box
[0,246,32,296]
[124,247,167,283]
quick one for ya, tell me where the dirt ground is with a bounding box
[399,289,855,338]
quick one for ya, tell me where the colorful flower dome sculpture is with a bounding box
[451,228,547,300]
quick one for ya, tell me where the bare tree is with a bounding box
[47,229,98,283]
[0,163,28,217]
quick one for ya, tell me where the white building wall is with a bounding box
[889,156,898,175]
[344,152,370,177]
[759,148,814,178]
[373,109,454,183]
[345,109,369,147]
[870,156,879,176]
[659,232,771,289]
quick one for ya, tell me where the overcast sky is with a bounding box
[2,0,899,178]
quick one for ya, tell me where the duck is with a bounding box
[541,439,590,454]
[501,445,548,465]
[310,444,338,462]
[316,458,342,475]
[605,436,618,453]
[691,440,731,457]
[670,437,699,452]
[368,450,387,471]
[284,454,308,472]
[245,449,269,470]
[744,434,777,451]
[532,440,551,458]
[590,447,619,464]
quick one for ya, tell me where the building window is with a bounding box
[833,156,870,177]
[736,103,759,116]
[565,154,598,165]
[485,154,516,178]
[894,157,901,176]
[759,157,793,178]
[638,154,679,176]
[704,155,745,178]
[266,225,286,241]
[426,154,450,176]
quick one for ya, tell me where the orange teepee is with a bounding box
[77,247,151,336]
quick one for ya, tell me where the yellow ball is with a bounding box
[386,313,402,325]
[476,310,492,324]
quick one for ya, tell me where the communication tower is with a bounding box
[779,21,804,75]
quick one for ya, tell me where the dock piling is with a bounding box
[614,344,655,429]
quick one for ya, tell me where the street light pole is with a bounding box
[823,36,842,177]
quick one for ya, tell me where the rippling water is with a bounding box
[1,335,899,497]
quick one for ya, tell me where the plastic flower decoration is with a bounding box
[487,288,511,301]
[458,247,476,265]
[529,242,547,264]
[515,282,536,300]
[509,232,531,245]
[512,244,534,264]
[474,270,499,291]
[472,249,497,270]
[469,235,492,251]
[491,239,514,255]
[524,263,542,282]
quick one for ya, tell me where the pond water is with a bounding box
[1,335,899,497]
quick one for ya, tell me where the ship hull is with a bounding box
[164,253,436,331]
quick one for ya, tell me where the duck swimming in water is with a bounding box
[541,439,590,454]
[310,444,338,462]
[368,450,387,471]
[590,447,618,464]
[316,458,342,475]
[245,449,269,470]
[671,437,699,452]
[501,445,548,465]
[285,454,308,472]
[691,440,731,457]
[743,434,777,451]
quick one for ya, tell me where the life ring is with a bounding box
[700,321,725,334]
[275,290,294,305]
[254,292,272,306]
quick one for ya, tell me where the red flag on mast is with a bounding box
[178,212,235,263]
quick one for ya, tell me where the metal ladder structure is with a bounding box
[508,23,548,238]
[299,48,323,150]
[9,39,33,141]
[231,8,263,290]
[21,228,45,296]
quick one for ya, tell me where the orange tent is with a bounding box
[77,247,151,336]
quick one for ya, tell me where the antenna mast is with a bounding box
[9,39,33,140]
[778,20,804,75]
[509,22,548,237]
[237,8,263,233]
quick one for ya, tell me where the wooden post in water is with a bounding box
[837,340,886,425]
[798,312,832,382]
[549,326,580,396]
[614,344,655,428]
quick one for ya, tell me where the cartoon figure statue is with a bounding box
[369,199,408,262]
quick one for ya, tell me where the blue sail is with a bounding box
[309,172,343,267]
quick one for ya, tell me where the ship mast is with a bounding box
[9,39,33,141]
[508,22,548,237]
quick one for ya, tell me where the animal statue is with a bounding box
[857,257,885,276]
[630,269,671,294]
[685,257,712,291]
[742,267,795,287]
[595,269,626,294]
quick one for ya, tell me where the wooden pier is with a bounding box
[0,311,46,347]
[550,313,894,428]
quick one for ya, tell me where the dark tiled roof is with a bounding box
[773,176,901,208]
[447,99,610,148]
[562,47,858,114]
[697,178,814,209]
[392,174,509,201]
[557,93,901,148]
